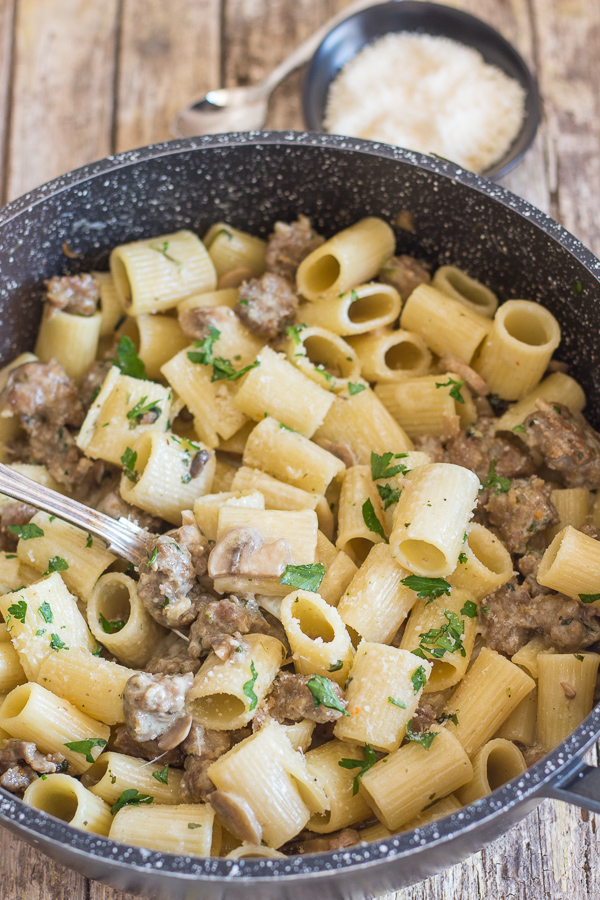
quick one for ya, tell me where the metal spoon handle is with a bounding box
[0,462,154,566]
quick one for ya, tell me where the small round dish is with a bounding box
[302,0,541,179]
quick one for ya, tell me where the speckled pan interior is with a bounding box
[0,132,599,894]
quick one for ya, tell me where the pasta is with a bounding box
[0,210,596,861]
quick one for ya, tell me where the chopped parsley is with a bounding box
[574,653,585,661]
[187,326,221,365]
[370,451,409,480]
[99,612,126,634]
[458,551,468,564]
[362,499,387,541]
[280,563,326,592]
[34,628,46,637]
[120,447,138,483]
[410,665,428,693]
[64,738,107,764]
[348,382,366,396]
[111,788,153,815]
[7,599,27,623]
[147,546,158,567]
[126,396,161,427]
[152,765,169,784]
[388,697,407,709]
[286,323,307,345]
[8,523,44,540]
[405,720,438,749]
[307,675,349,716]
[149,240,181,266]
[86,533,93,549]
[481,460,511,495]
[437,711,459,726]
[328,660,344,672]
[113,335,147,379]
[460,599,478,618]
[49,633,68,651]
[413,610,466,660]
[338,743,377,795]
[377,483,401,509]
[435,377,465,405]
[401,575,451,603]
[512,424,526,433]
[572,280,583,295]
[579,592,600,604]
[210,357,260,383]
[187,822,203,829]
[242,660,259,711]
[43,556,69,576]
[350,289,359,302]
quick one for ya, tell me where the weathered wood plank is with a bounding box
[6,0,119,201]
[115,0,221,153]
[0,0,16,204]
[0,828,88,899]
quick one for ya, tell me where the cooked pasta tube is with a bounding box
[299,283,401,336]
[400,284,491,364]
[178,288,239,311]
[280,590,354,686]
[537,652,600,751]
[37,648,132,725]
[444,647,536,756]
[82,751,184,805]
[349,328,432,382]
[511,635,552,679]
[390,463,480,577]
[456,738,526,805]
[208,721,328,848]
[334,642,432,752]
[76,366,172,465]
[494,371,586,432]
[203,222,266,278]
[110,230,216,315]
[537,525,600,600]
[186,634,286,730]
[296,217,395,300]
[0,551,39,596]
[119,432,215,525]
[359,822,393,842]
[401,793,463,831]
[315,531,358,607]
[35,306,102,381]
[336,465,387,565]
[93,271,123,336]
[375,374,463,439]
[233,346,334,437]
[0,573,96,680]
[447,524,513,599]
[359,728,472,831]
[495,689,538,745]
[305,740,372,833]
[212,459,237,493]
[231,467,320,513]
[337,543,417,644]
[0,683,110,773]
[110,803,217,856]
[87,573,166,668]
[217,420,255,454]
[194,490,265,541]
[474,301,561,400]
[242,416,345,495]
[281,719,316,753]
[0,642,26,692]
[136,313,189,381]
[432,265,498,318]
[225,844,285,859]
[314,384,413,463]
[16,511,116,602]
[23,774,112,835]
[547,488,590,541]
[285,325,360,390]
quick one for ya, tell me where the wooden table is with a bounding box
[0,0,599,897]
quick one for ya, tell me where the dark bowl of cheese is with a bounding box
[302,0,541,179]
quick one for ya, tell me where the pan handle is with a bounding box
[539,756,600,814]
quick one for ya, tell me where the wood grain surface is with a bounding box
[0,0,599,897]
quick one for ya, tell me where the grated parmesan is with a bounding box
[324,32,526,173]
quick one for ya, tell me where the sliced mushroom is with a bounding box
[190,449,212,478]
[209,789,263,845]
[178,305,232,341]
[437,356,489,397]
[237,537,291,577]
[314,438,357,468]
[157,714,193,752]
[208,526,265,578]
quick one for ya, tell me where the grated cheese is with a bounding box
[324,32,526,174]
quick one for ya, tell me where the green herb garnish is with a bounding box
[7,599,27,623]
[348,382,366,395]
[280,563,326,592]
[49,633,68,651]
[307,674,349,716]
[481,460,511,495]
[413,610,466,660]
[111,788,153,815]
[121,447,138,483]
[401,575,451,603]
[435,377,465,404]
[43,556,69,576]
[377,483,401,509]
[370,451,409,480]
[405,720,438,749]
[243,660,259,711]
[186,325,221,366]
[410,665,428,693]
[64,738,107,764]
[8,523,44,540]
[99,612,126,634]
[579,593,600,604]
[114,335,147,379]
[460,599,478,618]
[152,765,169,784]
[388,697,407,709]
[126,396,161,426]
[362,499,386,541]
[338,744,377,795]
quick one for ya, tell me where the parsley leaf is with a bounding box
[113,335,147,379]
[414,610,466,659]
[512,424,526,433]
[186,326,221,366]
[210,357,260,382]
[86,533,93,549]
[579,593,600,604]
[111,788,154,815]
[121,447,138,483]
[437,711,459,726]
[152,765,169,785]
[338,744,377,795]
[8,523,44,540]
[126,396,161,426]
[328,660,344,672]
[149,241,181,266]
[187,822,203,829]
[286,323,307,345]
[348,382,366,396]
[377,483,401,509]
[460,599,478,618]
[362,499,387,541]
[458,551,468,564]
[242,660,259,711]
[64,738,107,764]
[411,665,428,693]
[43,556,69,576]
[435,377,465,404]
[388,696,407,709]
[99,612,126,634]
[147,546,158,567]
[401,575,451,603]
[481,460,511,495]
[405,720,438,749]
[280,563,326,592]
[7,599,27,623]
[49,633,68,651]
[307,674,349,716]
[370,451,409,480]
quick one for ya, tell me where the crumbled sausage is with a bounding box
[137,526,210,627]
[79,356,113,410]
[122,671,193,742]
[517,551,546,597]
[235,273,299,339]
[412,434,446,463]
[45,273,100,317]
[97,488,164,532]
[188,595,269,660]
[178,305,232,342]
[445,419,535,483]
[409,702,438,734]
[111,725,184,767]
[0,501,36,551]
[521,400,600,489]
[0,739,67,794]
[378,254,431,301]
[255,673,346,727]
[264,215,325,281]
[484,476,558,554]
[180,721,238,803]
